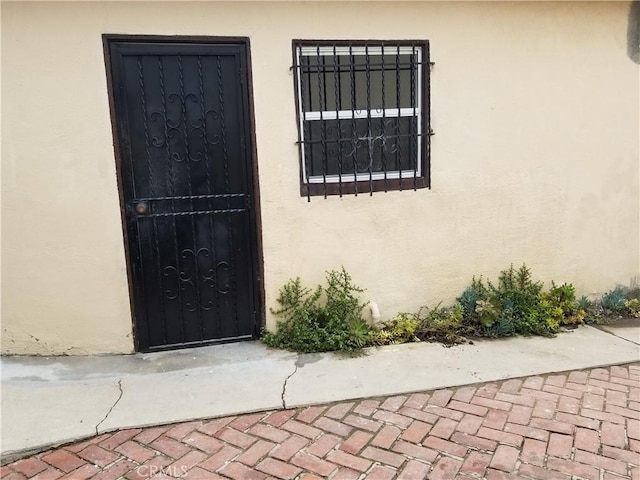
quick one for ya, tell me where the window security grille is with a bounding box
[293,41,432,199]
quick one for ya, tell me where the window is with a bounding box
[293,41,431,199]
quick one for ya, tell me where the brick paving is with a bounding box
[3,363,639,480]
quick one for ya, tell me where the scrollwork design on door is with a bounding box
[178,248,202,312]
[148,93,220,163]
[195,248,215,312]
[191,109,221,148]
[161,253,197,312]
[162,249,231,311]
[162,265,181,300]
[216,261,231,294]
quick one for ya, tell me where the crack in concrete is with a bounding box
[281,356,300,409]
[603,330,640,345]
[596,327,640,345]
[95,379,123,435]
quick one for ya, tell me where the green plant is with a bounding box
[542,282,585,326]
[416,303,466,345]
[601,286,627,314]
[373,302,468,347]
[624,298,640,318]
[349,318,372,348]
[323,268,368,323]
[596,279,640,320]
[268,277,323,321]
[265,264,637,353]
[370,312,420,345]
[623,279,640,318]
[458,265,558,338]
[262,268,371,353]
[458,284,481,322]
[576,295,609,324]
[475,299,499,329]
[458,277,496,336]
[577,295,592,311]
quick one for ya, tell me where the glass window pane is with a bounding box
[299,48,420,113]
[304,117,417,177]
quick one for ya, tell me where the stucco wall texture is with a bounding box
[2,1,638,355]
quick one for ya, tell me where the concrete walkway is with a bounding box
[2,363,640,479]
[2,322,638,465]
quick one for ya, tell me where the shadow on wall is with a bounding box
[629,1,640,63]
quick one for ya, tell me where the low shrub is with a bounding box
[623,285,640,318]
[601,286,627,314]
[372,304,466,346]
[264,265,636,354]
[415,303,466,345]
[542,282,586,326]
[457,264,559,338]
[599,284,640,319]
[262,268,370,353]
[577,295,592,312]
[624,299,640,318]
[370,312,420,345]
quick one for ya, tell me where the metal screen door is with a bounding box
[107,38,260,352]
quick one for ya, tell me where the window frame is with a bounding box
[292,40,431,198]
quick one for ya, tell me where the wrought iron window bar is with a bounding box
[292,41,433,200]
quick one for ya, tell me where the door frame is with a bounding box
[102,34,265,352]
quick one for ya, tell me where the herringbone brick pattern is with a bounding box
[3,364,639,479]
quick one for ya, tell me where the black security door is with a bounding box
[107,38,260,352]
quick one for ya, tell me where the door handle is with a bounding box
[135,202,149,215]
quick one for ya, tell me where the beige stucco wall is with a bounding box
[2,1,638,355]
